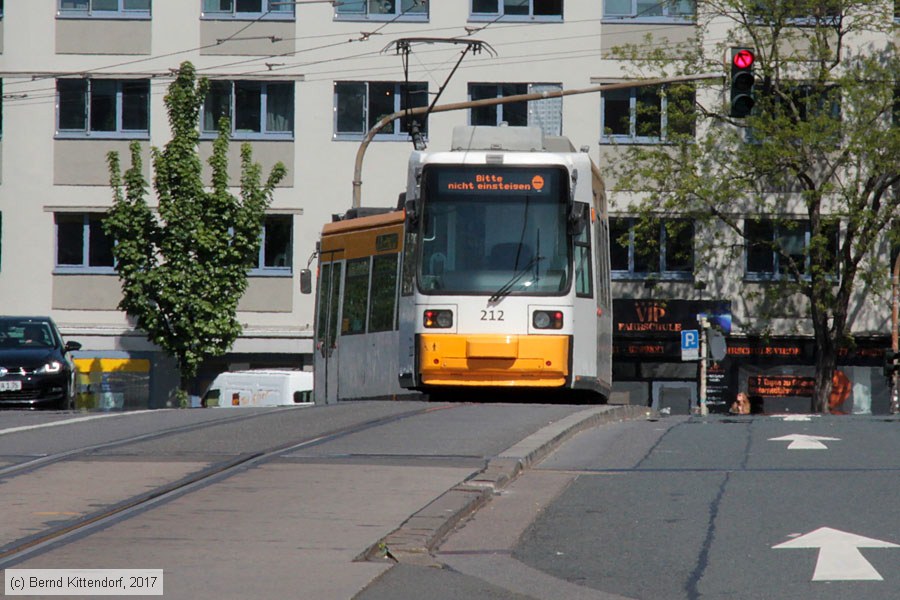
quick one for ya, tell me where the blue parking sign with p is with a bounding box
[682,330,699,349]
[681,329,699,361]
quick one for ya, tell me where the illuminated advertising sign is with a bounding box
[748,375,815,397]
[433,167,561,196]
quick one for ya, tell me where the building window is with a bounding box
[468,83,562,137]
[780,84,841,123]
[201,81,294,139]
[333,81,428,140]
[611,217,694,280]
[893,86,900,127]
[56,79,150,138]
[746,83,841,144]
[251,215,293,274]
[748,1,839,23]
[471,0,563,21]
[601,84,695,143]
[58,0,151,17]
[201,0,294,19]
[336,0,427,20]
[55,213,115,273]
[744,219,839,280]
[890,222,900,276]
[603,0,694,20]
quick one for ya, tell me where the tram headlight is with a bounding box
[533,310,564,330]
[424,309,453,328]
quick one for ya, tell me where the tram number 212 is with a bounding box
[480,310,505,321]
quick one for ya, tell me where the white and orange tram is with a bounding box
[312,126,612,403]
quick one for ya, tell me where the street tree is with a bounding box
[609,1,899,412]
[105,61,287,404]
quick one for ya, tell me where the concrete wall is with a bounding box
[56,19,151,55]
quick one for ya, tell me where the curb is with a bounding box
[358,404,653,564]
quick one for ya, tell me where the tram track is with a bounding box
[0,403,458,569]
[0,406,303,480]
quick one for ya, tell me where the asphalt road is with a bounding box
[410,414,900,600]
[1,401,597,599]
[8,406,894,599]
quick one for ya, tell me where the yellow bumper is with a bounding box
[419,334,569,387]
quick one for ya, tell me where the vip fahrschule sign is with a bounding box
[613,300,732,338]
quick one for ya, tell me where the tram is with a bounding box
[313,125,612,403]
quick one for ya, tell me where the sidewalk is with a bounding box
[364,404,649,565]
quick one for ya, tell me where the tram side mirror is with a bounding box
[300,269,312,295]
[404,198,419,227]
[568,202,588,236]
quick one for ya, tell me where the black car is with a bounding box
[0,316,81,410]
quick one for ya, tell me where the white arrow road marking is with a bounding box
[773,527,899,581]
[768,434,841,450]
[778,415,819,422]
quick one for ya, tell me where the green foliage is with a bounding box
[609,1,900,411]
[105,62,287,395]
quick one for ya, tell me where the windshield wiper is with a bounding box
[488,255,544,304]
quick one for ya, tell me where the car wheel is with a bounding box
[61,378,75,410]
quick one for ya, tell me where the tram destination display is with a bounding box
[435,167,562,196]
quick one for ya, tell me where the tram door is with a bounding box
[314,256,343,404]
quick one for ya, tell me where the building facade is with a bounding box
[0,1,896,410]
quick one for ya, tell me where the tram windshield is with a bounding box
[419,165,570,296]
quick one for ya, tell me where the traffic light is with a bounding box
[883,349,898,378]
[729,48,756,118]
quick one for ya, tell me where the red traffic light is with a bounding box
[733,49,754,70]
[730,47,756,117]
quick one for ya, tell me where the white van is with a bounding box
[203,369,314,407]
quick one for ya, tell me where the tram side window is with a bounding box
[596,217,611,306]
[369,254,398,332]
[402,231,417,296]
[343,258,370,335]
[400,230,419,296]
[316,262,342,349]
[574,215,593,298]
